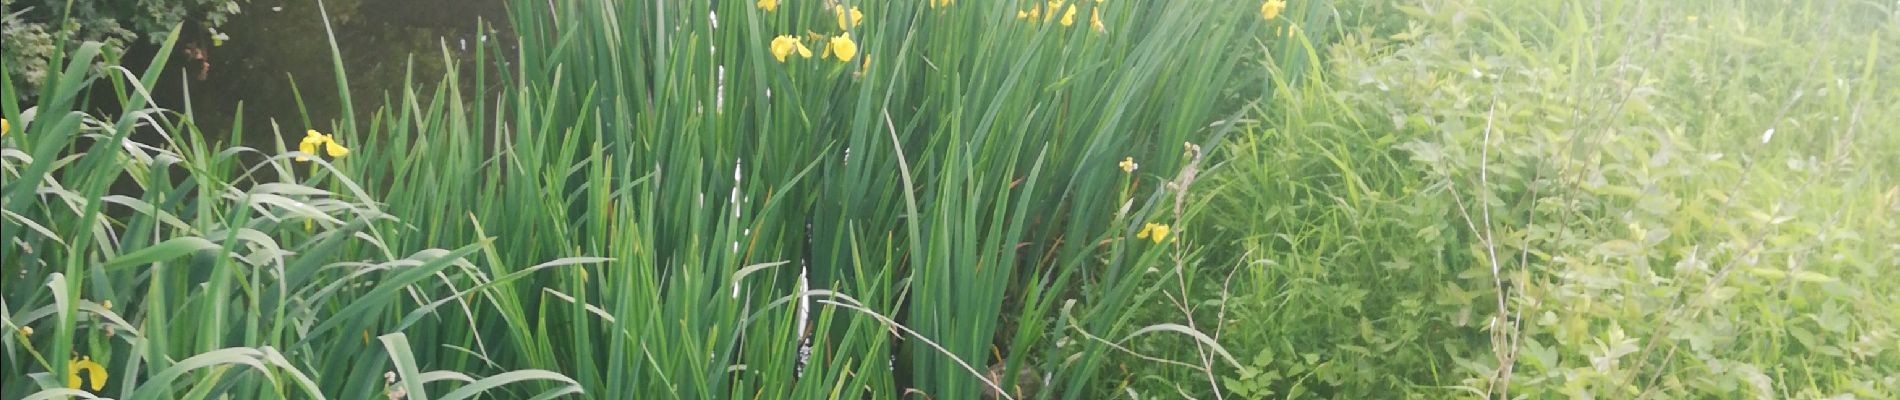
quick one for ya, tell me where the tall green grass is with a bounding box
[452,0,1262,397]
[0,19,586,400]
[4,0,1273,398]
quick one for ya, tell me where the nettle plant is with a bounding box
[1338,0,1899,398]
[1211,0,1897,398]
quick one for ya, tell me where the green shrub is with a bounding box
[1,0,246,95]
[1201,0,1899,398]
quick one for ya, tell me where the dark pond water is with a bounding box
[141,0,512,147]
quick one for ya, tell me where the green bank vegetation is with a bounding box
[2,0,1894,399]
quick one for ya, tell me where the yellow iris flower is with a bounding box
[297,130,325,162]
[827,34,859,62]
[757,0,779,12]
[67,356,108,391]
[1023,1,1100,29]
[1,118,9,137]
[1118,157,1138,173]
[770,35,813,62]
[1261,0,1287,21]
[836,6,864,31]
[1136,223,1171,244]
[1018,4,1044,21]
[297,130,349,162]
[325,136,351,157]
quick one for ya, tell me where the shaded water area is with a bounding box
[132,0,513,148]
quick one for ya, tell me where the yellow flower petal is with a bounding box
[1261,0,1287,21]
[836,6,865,31]
[829,34,858,62]
[757,0,779,12]
[1060,5,1077,27]
[65,360,81,389]
[298,130,327,162]
[67,356,108,391]
[1091,8,1105,32]
[771,35,802,62]
[1148,224,1170,243]
[1,118,9,137]
[1118,157,1138,173]
[325,138,351,158]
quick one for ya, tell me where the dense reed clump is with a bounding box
[4,0,1267,398]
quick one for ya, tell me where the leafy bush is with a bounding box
[1,0,245,94]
